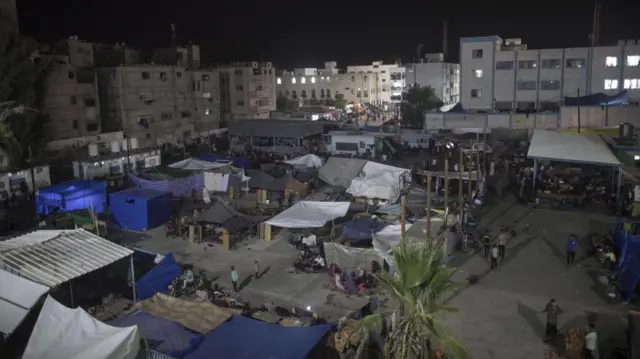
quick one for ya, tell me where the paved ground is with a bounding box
[444,194,627,359]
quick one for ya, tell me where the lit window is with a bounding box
[326,77,330,82]
[277,77,282,84]
[311,77,316,83]
[624,78,639,89]
[292,77,296,84]
[605,56,618,67]
[321,77,325,80]
[627,55,640,67]
[473,69,483,78]
[604,79,618,90]
[301,77,306,84]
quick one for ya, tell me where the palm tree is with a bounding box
[352,238,467,359]
[0,101,28,168]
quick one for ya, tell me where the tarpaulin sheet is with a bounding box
[170,158,230,170]
[135,253,182,301]
[564,90,628,107]
[0,269,49,334]
[265,201,351,228]
[129,172,204,197]
[184,315,333,359]
[324,242,395,273]
[283,154,324,169]
[199,154,252,169]
[110,187,173,231]
[36,180,107,215]
[342,218,387,245]
[615,222,640,300]
[346,161,409,203]
[23,296,140,359]
[112,312,202,358]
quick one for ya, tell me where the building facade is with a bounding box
[219,62,276,120]
[460,36,640,111]
[346,61,406,105]
[0,0,19,31]
[405,53,460,106]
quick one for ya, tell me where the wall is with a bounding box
[0,165,51,194]
[73,151,161,179]
[405,62,460,105]
[219,63,276,119]
[46,131,124,151]
[277,72,379,105]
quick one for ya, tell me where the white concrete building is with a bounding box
[219,62,277,121]
[347,61,405,105]
[405,53,460,106]
[460,36,640,111]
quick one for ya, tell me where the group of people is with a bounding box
[542,299,599,358]
[481,228,512,269]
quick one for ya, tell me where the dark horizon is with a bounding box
[17,0,640,69]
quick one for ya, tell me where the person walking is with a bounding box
[567,234,577,267]
[498,229,508,261]
[254,261,261,279]
[231,266,239,292]
[541,299,563,342]
[482,229,492,257]
[584,324,598,359]
[490,244,499,269]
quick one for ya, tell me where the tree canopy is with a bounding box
[401,86,443,129]
[0,21,50,168]
[276,93,298,112]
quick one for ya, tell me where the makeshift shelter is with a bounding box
[372,216,457,255]
[270,174,309,198]
[110,188,173,231]
[342,218,388,246]
[112,312,203,359]
[324,242,394,274]
[135,253,182,301]
[0,229,134,288]
[22,296,140,359]
[318,157,367,188]
[265,201,351,228]
[284,154,324,169]
[129,172,204,197]
[615,221,640,300]
[346,162,410,203]
[135,293,240,334]
[245,169,278,191]
[0,269,49,335]
[199,154,252,169]
[36,180,107,215]
[184,315,333,359]
[564,90,628,106]
[169,157,229,170]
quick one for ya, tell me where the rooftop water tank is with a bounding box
[110,140,121,153]
[88,143,98,157]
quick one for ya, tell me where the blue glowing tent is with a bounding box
[110,187,173,231]
[36,180,107,215]
[185,316,333,359]
[615,221,640,300]
[342,218,388,245]
[135,253,182,301]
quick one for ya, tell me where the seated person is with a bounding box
[313,256,325,268]
[182,269,195,290]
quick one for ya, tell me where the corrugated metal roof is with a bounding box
[0,229,133,288]
[0,269,50,334]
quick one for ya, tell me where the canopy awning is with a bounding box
[527,130,621,166]
[283,154,324,168]
[0,269,49,335]
[169,157,229,170]
[265,201,350,228]
[0,229,133,287]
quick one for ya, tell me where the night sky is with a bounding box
[17,0,640,69]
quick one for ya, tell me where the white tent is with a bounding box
[22,296,140,359]
[283,154,324,168]
[527,130,621,166]
[346,162,410,203]
[169,157,230,170]
[0,269,49,335]
[265,201,350,228]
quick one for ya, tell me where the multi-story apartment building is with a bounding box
[219,62,276,120]
[460,36,640,111]
[346,61,406,105]
[0,0,19,32]
[276,61,382,106]
[42,37,103,141]
[405,53,460,106]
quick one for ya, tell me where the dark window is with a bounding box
[72,120,78,129]
[335,142,359,151]
[86,123,99,131]
[142,72,150,79]
[68,71,75,79]
[84,98,96,107]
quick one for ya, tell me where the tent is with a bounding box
[36,180,107,215]
[169,157,231,170]
[615,221,640,300]
[284,154,324,169]
[22,296,140,359]
[564,90,628,107]
[185,315,333,359]
[112,312,203,358]
[135,253,182,301]
[527,130,621,166]
[265,201,351,228]
[342,218,388,245]
[110,188,173,231]
[346,162,410,203]
[318,157,367,188]
[0,269,49,335]
[199,154,252,169]
[129,172,204,197]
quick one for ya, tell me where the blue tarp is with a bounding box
[564,90,628,107]
[110,187,173,231]
[36,180,107,215]
[136,253,182,301]
[198,154,252,169]
[185,315,332,359]
[363,125,382,132]
[112,312,203,358]
[129,172,204,198]
[615,221,640,300]
[342,218,387,244]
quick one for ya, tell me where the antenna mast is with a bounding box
[442,19,449,62]
[590,2,601,47]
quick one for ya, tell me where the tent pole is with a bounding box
[426,175,432,240]
[400,196,406,247]
[69,281,74,308]
[444,159,449,227]
[458,151,463,207]
[533,159,538,193]
[130,255,137,303]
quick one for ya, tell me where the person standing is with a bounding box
[231,266,239,292]
[498,229,508,261]
[482,230,492,257]
[584,324,598,359]
[567,234,577,267]
[490,245,499,269]
[254,261,261,279]
[541,299,563,342]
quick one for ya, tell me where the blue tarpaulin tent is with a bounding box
[199,154,252,169]
[615,221,640,300]
[36,180,107,215]
[112,312,203,358]
[185,315,333,359]
[564,90,628,107]
[110,187,173,231]
[136,253,182,301]
[342,218,388,245]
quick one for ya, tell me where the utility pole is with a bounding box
[458,150,463,207]
[400,196,407,247]
[444,158,449,226]
[426,175,432,240]
[476,133,481,192]
[483,128,487,176]
[590,2,601,48]
[442,19,449,62]
[577,87,582,134]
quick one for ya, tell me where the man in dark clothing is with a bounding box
[567,234,577,267]
[482,230,491,257]
[542,299,563,342]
